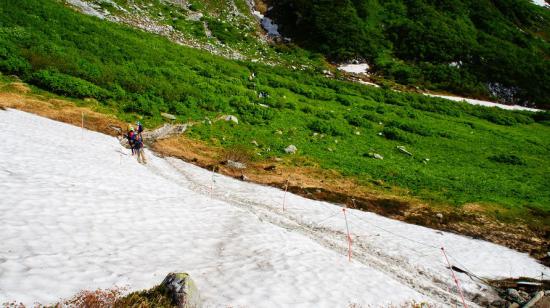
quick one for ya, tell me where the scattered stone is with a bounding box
[284,145,297,154]
[239,174,249,181]
[490,299,507,308]
[397,146,413,156]
[367,153,383,160]
[161,273,201,308]
[523,291,544,308]
[222,115,238,124]
[110,125,122,134]
[226,160,246,169]
[251,140,259,147]
[264,165,276,172]
[355,131,361,135]
[161,112,177,120]
[142,123,188,144]
[436,213,443,220]
[507,289,528,304]
[377,132,383,136]
[275,130,283,135]
[518,290,530,300]
[274,157,283,162]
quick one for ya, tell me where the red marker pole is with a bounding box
[441,247,467,308]
[342,208,352,262]
[210,166,215,199]
[282,179,289,212]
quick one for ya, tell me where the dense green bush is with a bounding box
[489,154,526,166]
[381,127,412,143]
[32,70,111,99]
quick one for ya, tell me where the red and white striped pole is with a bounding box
[210,166,215,199]
[282,179,289,212]
[441,247,467,308]
[342,207,352,262]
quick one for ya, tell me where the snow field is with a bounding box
[0,109,548,307]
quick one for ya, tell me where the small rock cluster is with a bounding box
[489,289,549,308]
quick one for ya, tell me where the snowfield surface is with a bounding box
[424,93,541,112]
[1,110,548,307]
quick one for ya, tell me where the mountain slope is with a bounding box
[268,0,550,107]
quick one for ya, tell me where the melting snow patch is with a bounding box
[338,63,370,75]
[424,93,541,112]
[532,0,549,7]
[253,11,280,37]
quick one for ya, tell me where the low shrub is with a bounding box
[488,154,525,165]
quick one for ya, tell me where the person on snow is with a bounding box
[127,126,136,155]
[134,132,147,164]
[136,121,143,136]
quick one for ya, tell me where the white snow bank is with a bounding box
[0,109,548,307]
[338,63,370,75]
[253,11,280,36]
[532,0,549,7]
[424,93,541,112]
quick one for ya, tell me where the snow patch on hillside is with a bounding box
[252,10,280,37]
[338,63,370,75]
[532,0,549,7]
[424,93,541,112]
[0,109,548,306]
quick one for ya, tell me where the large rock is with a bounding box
[222,115,239,124]
[226,160,246,169]
[142,123,188,144]
[285,144,297,154]
[161,112,177,120]
[161,272,201,308]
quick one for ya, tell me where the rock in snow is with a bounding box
[161,273,202,308]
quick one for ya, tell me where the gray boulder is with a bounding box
[285,145,297,154]
[142,123,188,144]
[227,160,246,169]
[162,272,201,308]
[161,112,177,120]
[223,115,239,124]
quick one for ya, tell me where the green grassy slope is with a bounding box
[1,0,549,224]
[270,0,550,107]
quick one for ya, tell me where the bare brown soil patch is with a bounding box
[0,90,125,137]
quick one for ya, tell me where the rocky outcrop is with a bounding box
[161,272,201,308]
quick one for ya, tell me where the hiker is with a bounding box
[127,126,136,155]
[134,132,147,164]
[136,121,143,137]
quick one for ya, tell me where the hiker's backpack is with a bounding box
[137,123,143,134]
[127,131,135,144]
